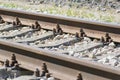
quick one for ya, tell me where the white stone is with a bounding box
[83,37,91,42]
[47,77,55,80]
[69,51,74,56]
[98,58,109,64]
[109,42,116,47]
[73,53,80,57]
[88,53,96,59]
[12,75,41,80]
[109,59,118,66]
[92,48,97,54]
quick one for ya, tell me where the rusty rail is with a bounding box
[0,8,120,43]
[0,8,120,33]
[0,8,120,80]
[0,40,120,80]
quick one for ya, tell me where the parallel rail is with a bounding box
[0,8,120,43]
[0,40,120,80]
[0,8,120,80]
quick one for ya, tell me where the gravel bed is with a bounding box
[0,27,32,38]
[43,37,101,53]
[78,44,120,68]
[0,23,13,31]
[42,37,120,68]
[0,66,21,79]
[8,75,55,80]
[72,44,120,68]
[58,41,102,53]
[4,30,53,43]
[29,34,76,48]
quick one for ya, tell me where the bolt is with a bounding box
[105,32,109,37]
[41,66,49,73]
[4,59,9,67]
[41,63,49,73]
[80,28,85,37]
[76,73,83,80]
[56,23,60,32]
[56,23,63,35]
[105,32,111,42]
[59,29,63,35]
[11,54,16,61]
[16,17,22,26]
[35,21,41,31]
[34,68,40,77]
[80,28,83,33]
[11,54,18,67]
[42,63,47,68]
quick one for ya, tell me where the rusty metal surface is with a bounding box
[0,8,120,80]
[0,40,120,80]
[0,8,120,34]
[2,15,120,43]
[0,8,120,43]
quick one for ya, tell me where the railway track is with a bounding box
[0,8,120,80]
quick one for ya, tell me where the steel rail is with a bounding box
[0,8,120,43]
[0,40,120,80]
[0,8,120,33]
[0,8,120,80]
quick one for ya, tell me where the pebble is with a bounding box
[98,56,120,67]
[0,23,13,30]
[69,51,74,56]
[109,42,116,47]
[0,27,32,37]
[6,29,50,42]
[73,53,80,57]
[45,38,120,68]
[64,41,101,53]
[12,76,53,80]
[29,34,75,46]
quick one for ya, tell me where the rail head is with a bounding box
[0,8,120,33]
[1,8,120,43]
[0,39,120,76]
